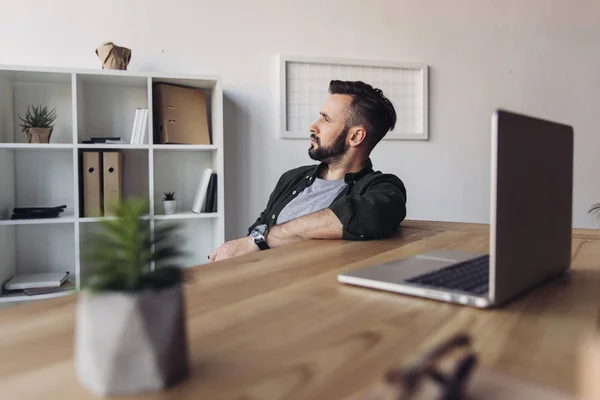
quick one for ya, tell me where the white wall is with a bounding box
[2,0,599,240]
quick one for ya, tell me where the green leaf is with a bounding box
[82,197,186,293]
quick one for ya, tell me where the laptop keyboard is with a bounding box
[405,255,490,294]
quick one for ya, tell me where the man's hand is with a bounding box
[209,237,258,262]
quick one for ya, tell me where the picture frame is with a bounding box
[278,54,429,140]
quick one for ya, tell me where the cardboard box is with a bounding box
[153,83,211,145]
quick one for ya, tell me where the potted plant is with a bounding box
[163,191,177,215]
[75,198,189,396]
[18,105,57,143]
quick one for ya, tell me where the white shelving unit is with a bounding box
[0,65,224,304]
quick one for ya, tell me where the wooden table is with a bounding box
[1,221,599,399]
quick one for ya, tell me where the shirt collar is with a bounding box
[310,158,374,184]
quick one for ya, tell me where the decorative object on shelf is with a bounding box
[17,104,57,143]
[163,191,176,215]
[95,41,131,70]
[75,198,189,396]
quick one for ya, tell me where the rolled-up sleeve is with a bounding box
[329,177,407,240]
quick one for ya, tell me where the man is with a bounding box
[209,80,407,262]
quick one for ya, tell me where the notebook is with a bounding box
[4,271,70,290]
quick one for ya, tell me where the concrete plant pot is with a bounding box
[163,200,176,215]
[75,284,189,396]
[26,127,52,143]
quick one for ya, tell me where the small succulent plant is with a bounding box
[18,105,57,132]
[163,192,176,201]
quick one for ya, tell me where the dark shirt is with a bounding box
[248,159,407,240]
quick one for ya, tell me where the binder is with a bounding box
[82,151,102,217]
[153,83,211,144]
[102,152,123,216]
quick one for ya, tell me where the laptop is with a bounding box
[338,109,574,308]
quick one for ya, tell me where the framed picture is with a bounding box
[278,54,429,140]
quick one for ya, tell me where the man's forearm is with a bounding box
[266,208,343,248]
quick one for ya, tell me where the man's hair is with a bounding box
[328,80,397,148]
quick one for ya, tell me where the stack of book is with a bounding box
[2,271,74,296]
[10,205,66,220]
[130,108,149,145]
[81,137,125,144]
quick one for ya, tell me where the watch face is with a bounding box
[256,224,267,235]
[250,229,263,241]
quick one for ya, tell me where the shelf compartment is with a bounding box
[0,148,74,222]
[78,219,150,286]
[0,69,73,144]
[153,150,217,216]
[154,218,216,268]
[76,74,149,145]
[0,224,76,303]
[77,148,150,217]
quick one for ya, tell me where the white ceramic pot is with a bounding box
[75,284,189,396]
[163,200,176,215]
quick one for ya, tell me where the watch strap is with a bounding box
[255,239,270,250]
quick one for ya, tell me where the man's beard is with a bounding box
[308,126,350,163]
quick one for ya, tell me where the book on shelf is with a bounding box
[3,271,70,291]
[202,172,217,213]
[10,205,66,220]
[191,169,217,213]
[23,280,75,296]
[130,108,148,145]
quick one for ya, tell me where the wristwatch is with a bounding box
[250,224,270,250]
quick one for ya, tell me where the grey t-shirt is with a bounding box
[276,178,347,225]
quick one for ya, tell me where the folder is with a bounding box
[102,152,123,216]
[82,151,102,217]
